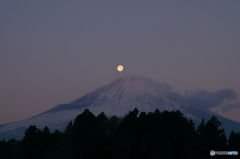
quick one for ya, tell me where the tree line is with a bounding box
[0,108,240,159]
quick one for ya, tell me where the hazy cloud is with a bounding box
[184,89,237,109]
[222,103,240,112]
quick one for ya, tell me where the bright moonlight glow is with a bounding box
[117,65,124,72]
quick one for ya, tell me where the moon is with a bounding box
[117,65,124,72]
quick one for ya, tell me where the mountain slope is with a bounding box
[1,76,240,140]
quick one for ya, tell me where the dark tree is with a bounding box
[2,108,238,159]
[72,109,110,159]
[197,116,227,158]
[22,125,43,159]
[228,131,240,153]
[0,138,22,159]
[115,108,139,159]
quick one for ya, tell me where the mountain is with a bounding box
[1,76,240,140]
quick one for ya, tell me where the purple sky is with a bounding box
[1,1,240,124]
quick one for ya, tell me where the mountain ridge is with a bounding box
[1,76,240,140]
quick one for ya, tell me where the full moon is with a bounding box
[117,65,124,72]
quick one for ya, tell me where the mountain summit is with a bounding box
[1,76,240,139]
[69,76,211,119]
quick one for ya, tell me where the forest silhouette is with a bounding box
[0,108,240,159]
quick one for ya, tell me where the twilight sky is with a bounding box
[1,1,240,124]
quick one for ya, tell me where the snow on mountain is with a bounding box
[1,76,240,140]
[69,76,212,119]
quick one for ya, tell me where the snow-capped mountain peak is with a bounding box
[1,76,240,140]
